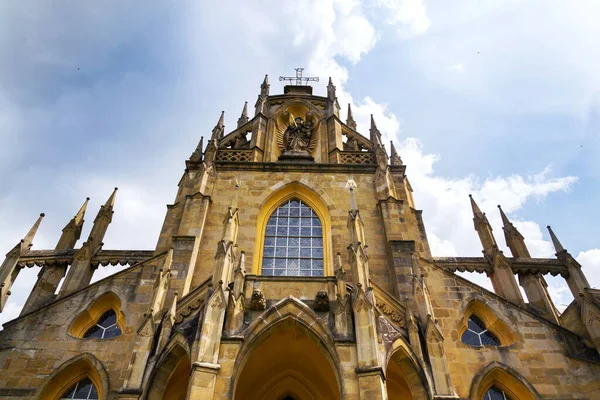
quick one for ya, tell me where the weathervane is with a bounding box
[279,68,319,86]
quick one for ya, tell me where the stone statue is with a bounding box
[283,116,314,152]
[276,112,320,160]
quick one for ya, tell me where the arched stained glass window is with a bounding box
[60,377,99,399]
[461,315,500,346]
[484,386,512,400]
[262,199,324,277]
[83,309,122,339]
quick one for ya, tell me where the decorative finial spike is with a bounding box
[22,213,45,249]
[497,205,511,228]
[547,225,566,253]
[237,102,249,128]
[74,197,90,225]
[469,194,483,216]
[346,103,356,130]
[105,187,118,208]
[390,141,402,165]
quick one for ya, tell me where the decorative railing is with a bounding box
[340,151,376,165]
[216,149,253,162]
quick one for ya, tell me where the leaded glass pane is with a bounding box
[262,199,324,277]
[485,386,510,400]
[60,377,98,400]
[462,315,501,347]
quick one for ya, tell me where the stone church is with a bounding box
[1,72,599,400]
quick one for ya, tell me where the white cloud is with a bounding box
[577,249,600,290]
[450,63,464,73]
[375,0,431,38]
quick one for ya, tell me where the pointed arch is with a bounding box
[470,361,540,400]
[36,353,109,400]
[458,298,516,346]
[386,337,433,399]
[146,331,191,400]
[232,297,342,399]
[68,291,126,339]
[253,182,333,276]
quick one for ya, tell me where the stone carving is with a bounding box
[275,112,320,160]
[314,290,330,312]
[174,298,204,324]
[376,299,405,327]
[249,289,266,311]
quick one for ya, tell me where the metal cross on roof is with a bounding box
[279,68,319,86]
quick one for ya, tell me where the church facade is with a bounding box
[1,74,599,399]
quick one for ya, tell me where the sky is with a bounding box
[1,0,599,327]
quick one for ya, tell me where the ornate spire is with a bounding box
[370,114,382,146]
[88,188,117,252]
[56,197,89,250]
[327,77,336,100]
[260,74,270,97]
[390,141,402,165]
[547,225,566,254]
[498,205,530,258]
[469,195,497,257]
[189,136,204,162]
[237,102,249,128]
[346,103,357,130]
[211,111,225,141]
[23,213,45,251]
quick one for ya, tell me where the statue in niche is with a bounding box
[276,111,320,160]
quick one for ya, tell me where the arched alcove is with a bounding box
[233,297,341,400]
[147,336,191,400]
[386,338,432,400]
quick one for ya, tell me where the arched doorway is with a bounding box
[147,340,191,400]
[234,317,341,400]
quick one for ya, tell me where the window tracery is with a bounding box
[261,199,324,277]
[484,385,512,400]
[59,377,99,400]
[461,315,500,346]
[83,309,122,339]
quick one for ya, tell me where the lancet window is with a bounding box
[461,315,500,346]
[484,386,512,400]
[83,309,122,339]
[262,199,324,277]
[59,377,99,400]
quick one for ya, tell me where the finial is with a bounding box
[370,114,382,144]
[237,250,246,273]
[345,180,358,211]
[259,74,270,98]
[189,136,204,162]
[346,103,356,130]
[217,111,225,128]
[390,141,402,165]
[74,197,90,225]
[237,102,249,128]
[497,205,511,227]
[104,187,118,208]
[547,225,566,253]
[22,213,45,249]
[469,194,483,216]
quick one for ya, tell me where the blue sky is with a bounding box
[1,0,599,326]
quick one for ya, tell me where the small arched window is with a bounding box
[59,377,99,399]
[461,315,500,346]
[483,386,512,400]
[262,199,324,277]
[83,309,122,339]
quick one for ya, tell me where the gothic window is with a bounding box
[83,309,122,339]
[483,386,512,400]
[461,315,500,346]
[59,377,99,400]
[262,199,324,277]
